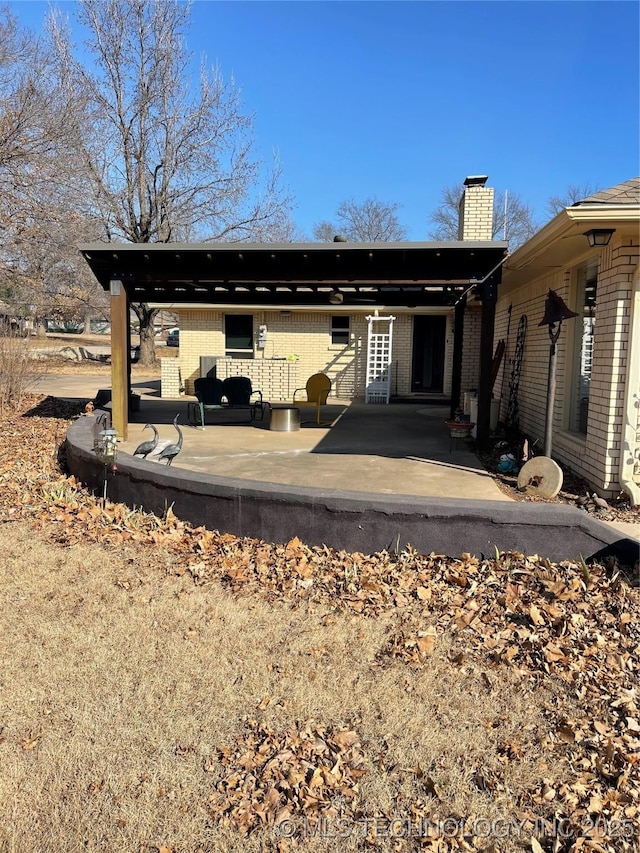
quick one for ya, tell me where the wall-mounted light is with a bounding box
[329,291,344,305]
[584,228,615,248]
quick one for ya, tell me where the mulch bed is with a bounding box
[477,436,640,528]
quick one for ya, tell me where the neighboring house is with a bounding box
[495,179,640,504]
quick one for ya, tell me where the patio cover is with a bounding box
[80,240,508,441]
[80,240,507,306]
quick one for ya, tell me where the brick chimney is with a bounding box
[458,175,494,240]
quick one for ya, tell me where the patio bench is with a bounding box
[188,376,264,428]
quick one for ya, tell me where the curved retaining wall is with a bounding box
[66,415,638,564]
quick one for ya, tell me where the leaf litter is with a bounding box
[1,395,639,851]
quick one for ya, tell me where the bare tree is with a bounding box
[313,197,407,242]
[0,6,104,326]
[49,0,293,364]
[546,183,602,217]
[0,8,59,177]
[428,183,537,249]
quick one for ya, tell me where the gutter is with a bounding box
[505,206,640,273]
[620,266,640,506]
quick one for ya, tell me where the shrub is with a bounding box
[0,328,36,414]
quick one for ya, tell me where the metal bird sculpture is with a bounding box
[592,492,609,511]
[133,423,159,459]
[157,415,183,466]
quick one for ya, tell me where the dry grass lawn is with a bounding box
[0,395,638,853]
[0,522,546,853]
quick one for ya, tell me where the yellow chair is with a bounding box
[293,373,332,424]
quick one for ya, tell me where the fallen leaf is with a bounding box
[416,634,436,656]
[529,603,545,625]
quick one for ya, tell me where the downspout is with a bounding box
[620,266,640,506]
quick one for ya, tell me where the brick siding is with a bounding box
[174,309,462,402]
[458,185,494,241]
[496,235,639,498]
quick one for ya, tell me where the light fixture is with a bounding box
[94,427,119,501]
[95,428,118,464]
[329,291,344,305]
[584,229,615,248]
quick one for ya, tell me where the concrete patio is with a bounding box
[125,402,510,503]
[34,372,510,501]
[38,371,639,562]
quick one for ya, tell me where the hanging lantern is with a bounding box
[95,428,118,465]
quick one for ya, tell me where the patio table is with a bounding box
[268,404,300,432]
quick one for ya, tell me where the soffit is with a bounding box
[502,207,640,290]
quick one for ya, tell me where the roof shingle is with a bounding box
[573,178,640,206]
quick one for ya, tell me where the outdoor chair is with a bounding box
[188,376,264,428]
[221,376,264,421]
[293,372,332,424]
[188,377,226,429]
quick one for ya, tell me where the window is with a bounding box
[225,314,253,358]
[569,262,598,434]
[331,315,350,345]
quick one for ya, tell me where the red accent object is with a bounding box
[445,420,474,430]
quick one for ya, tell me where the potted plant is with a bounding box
[445,419,475,438]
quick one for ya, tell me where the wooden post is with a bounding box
[109,279,128,440]
[450,294,466,419]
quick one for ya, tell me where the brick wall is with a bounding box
[173,309,458,401]
[583,237,640,492]
[215,358,299,401]
[458,185,494,241]
[160,358,182,398]
[497,235,639,498]
[460,304,482,395]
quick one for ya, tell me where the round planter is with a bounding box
[445,420,475,439]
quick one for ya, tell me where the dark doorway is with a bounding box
[412,315,446,392]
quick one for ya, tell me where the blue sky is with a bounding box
[10,0,640,239]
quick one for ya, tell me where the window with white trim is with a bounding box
[225,314,254,358]
[569,261,598,434]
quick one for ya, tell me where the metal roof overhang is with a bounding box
[80,241,508,307]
